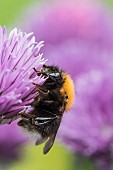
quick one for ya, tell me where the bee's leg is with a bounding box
[18,112,35,126]
[0,117,13,125]
[6,110,29,124]
[0,114,21,125]
[33,68,49,79]
[43,81,57,87]
[33,68,40,74]
[43,133,57,154]
[19,112,33,119]
[33,83,49,94]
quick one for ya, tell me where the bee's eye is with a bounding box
[49,72,60,77]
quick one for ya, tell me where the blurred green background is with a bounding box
[0,0,112,170]
[11,143,74,170]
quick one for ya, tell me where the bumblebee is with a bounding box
[18,65,75,154]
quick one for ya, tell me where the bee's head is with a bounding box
[40,65,62,78]
[34,65,65,89]
[41,65,65,88]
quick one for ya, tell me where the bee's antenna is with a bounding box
[33,68,40,74]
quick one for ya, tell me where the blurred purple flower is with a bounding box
[22,0,113,166]
[22,0,113,77]
[59,70,113,156]
[0,26,46,122]
[0,121,27,163]
[59,69,113,170]
[24,0,113,46]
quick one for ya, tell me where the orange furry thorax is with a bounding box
[60,73,75,111]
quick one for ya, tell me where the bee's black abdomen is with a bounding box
[35,115,61,138]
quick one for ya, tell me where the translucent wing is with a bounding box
[43,133,57,154]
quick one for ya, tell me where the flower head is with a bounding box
[59,69,113,156]
[0,26,46,122]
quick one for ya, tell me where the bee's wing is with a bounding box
[43,133,57,154]
[35,136,48,146]
[43,112,63,154]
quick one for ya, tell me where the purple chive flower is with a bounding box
[59,69,113,169]
[22,0,113,78]
[0,26,46,122]
[59,69,113,155]
[0,120,27,163]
